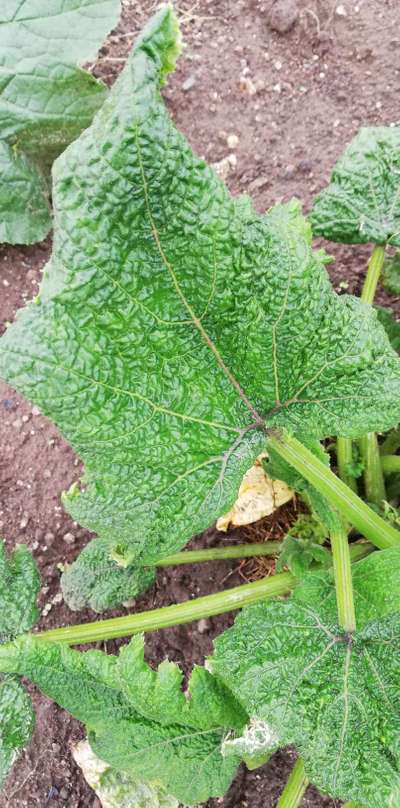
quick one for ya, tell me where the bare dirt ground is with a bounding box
[1,0,399,805]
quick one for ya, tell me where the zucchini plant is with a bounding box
[1,5,400,806]
[0,0,120,245]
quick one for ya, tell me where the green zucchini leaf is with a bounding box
[0,675,35,787]
[0,141,50,244]
[310,127,400,245]
[0,0,120,244]
[212,547,400,807]
[61,537,156,612]
[1,7,400,605]
[0,541,39,785]
[0,634,246,804]
[375,306,400,354]
[382,251,400,296]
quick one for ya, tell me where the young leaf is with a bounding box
[0,541,40,785]
[72,739,180,808]
[0,633,246,805]
[1,8,400,603]
[0,0,121,244]
[310,127,400,245]
[61,537,156,612]
[212,547,400,807]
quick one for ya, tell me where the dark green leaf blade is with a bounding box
[61,537,156,612]
[212,549,400,807]
[310,127,400,245]
[0,634,246,804]
[0,541,40,643]
[375,306,400,353]
[0,0,121,67]
[0,0,120,244]
[0,676,35,787]
[382,251,400,295]
[1,6,400,592]
[0,141,51,244]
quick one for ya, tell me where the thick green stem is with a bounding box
[330,528,356,633]
[267,431,400,549]
[380,428,400,456]
[357,245,387,506]
[342,803,363,808]
[336,436,358,492]
[35,572,295,645]
[381,454,400,475]
[155,542,281,566]
[359,432,386,506]
[360,244,385,304]
[277,758,308,807]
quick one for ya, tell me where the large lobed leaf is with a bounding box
[1,7,400,603]
[0,541,39,785]
[0,0,120,244]
[310,127,400,245]
[212,547,400,807]
[0,634,247,804]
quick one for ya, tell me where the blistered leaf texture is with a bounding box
[73,740,180,808]
[2,634,246,804]
[382,252,400,295]
[1,9,400,590]
[0,0,120,243]
[0,675,35,787]
[0,542,39,784]
[310,127,400,245]
[0,541,40,643]
[376,306,400,354]
[0,142,50,244]
[212,548,400,807]
[61,537,156,612]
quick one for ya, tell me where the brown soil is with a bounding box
[1,0,399,805]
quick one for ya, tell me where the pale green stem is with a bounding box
[360,244,385,304]
[381,455,400,474]
[34,571,295,645]
[0,545,372,658]
[336,436,358,492]
[267,431,400,549]
[155,542,281,566]
[342,803,364,808]
[330,528,356,633]
[358,432,386,506]
[277,758,308,808]
[380,428,400,456]
[357,244,387,505]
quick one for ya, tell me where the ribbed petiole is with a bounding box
[358,432,386,506]
[34,571,295,645]
[336,436,358,492]
[267,431,400,549]
[360,244,385,304]
[381,454,400,474]
[330,527,356,633]
[155,541,281,566]
[277,758,309,807]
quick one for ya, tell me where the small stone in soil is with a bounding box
[63,532,75,544]
[266,0,299,34]
[198,618,210,633]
